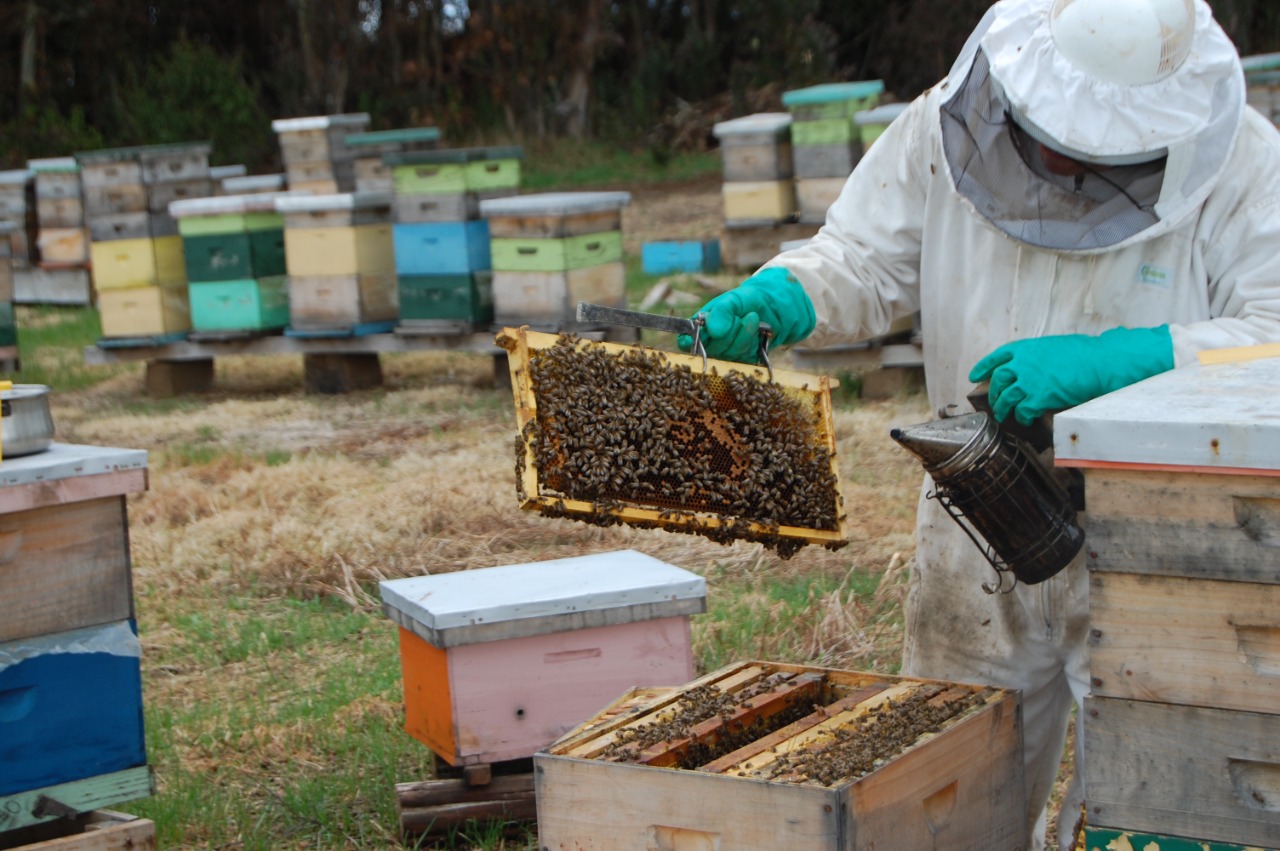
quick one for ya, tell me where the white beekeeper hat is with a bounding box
[939,0,1245,249]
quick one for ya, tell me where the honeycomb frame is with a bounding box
[496,326,849,555]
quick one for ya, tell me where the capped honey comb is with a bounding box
[496,327,848,557]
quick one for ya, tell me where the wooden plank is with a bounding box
[1090,571,1280,714]
[697,682,892,774]
[636,672,826,768]
[0,470,147,516]
[395,773,534,808]
[1083,695,1280,847]
[1081,468,1280,581]
[0,810,155,851]
[0,496,133,644]
[0,768,153,835]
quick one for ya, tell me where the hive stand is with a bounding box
[394,757,537,843]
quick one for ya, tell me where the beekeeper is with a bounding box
[682,0,1280,847]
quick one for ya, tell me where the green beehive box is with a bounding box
[782,80,884,121]
[464,146,523,192]
[0,301,15,348]
[1084,827,1262,850]
[790,118,857,146]
[177,211,283,237]
[388,150,474,196]
[491,231,622,272]
[398,271,493,323]
[183,230,286,283]
[345,127,442,151]
[189,275,289,332]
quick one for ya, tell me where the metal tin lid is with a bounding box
[0,169,33,185]
[479,191,631,218]
[170,190,309,218]
[272,113,371,133]
[712,113,793,139]
[221,174,287,192]
[383,148,478,166]
[379,549,706,648]
[0,442,149,487]
[28,157,79,174]
[782,80,885,107]
[855,103,909,126]
[1242,52,1280,74]
[273,190,392,213]
[345,127,442,147]
[1053,357,1280,471]
[136,141,213,161]
[210,164,248,180]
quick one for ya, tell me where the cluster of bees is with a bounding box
[762,688,993,787]
[601,674,808,767]
[519,334,844,558]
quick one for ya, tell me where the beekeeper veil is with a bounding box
[939,0,1245,252]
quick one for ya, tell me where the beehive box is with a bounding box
[0,809,157,850]
[796,176,847,224]
[722,179,797,224]
[276,192,394,277]
[1054,355,1280,848]
[536,660,1026,851]
[391,219,491,275]
[189,276,289,333]
[712,113,794,182]
[29,157,82,202]
[1084,826,1267,851]
[397,270,493,329]
[378,549,704,767]
[641,239,721,275]
[98,283,191,337]
[491,263,625,328]
[855,103,909,147]
[495,327,848,557]
[287,272,397,330]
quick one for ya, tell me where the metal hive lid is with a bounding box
[379,549,706,647]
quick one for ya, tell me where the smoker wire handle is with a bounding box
[926,487,1017,594]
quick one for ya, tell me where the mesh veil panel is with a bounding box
[941,50,1168,251]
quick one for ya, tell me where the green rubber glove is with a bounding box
[969,325,1175,426]
[677,267,816,363]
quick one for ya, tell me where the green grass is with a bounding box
[11,304,133,390]
[522,139,720,191]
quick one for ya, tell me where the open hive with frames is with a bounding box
[534,660,1027,850]
[495,327,849,558]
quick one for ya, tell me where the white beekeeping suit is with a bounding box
[689,0,1280,847]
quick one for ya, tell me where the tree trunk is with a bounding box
[295,0,323,110]
[559,0,604,138]
[19,0,38,106]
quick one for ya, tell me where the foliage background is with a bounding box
[3,0,1279,169]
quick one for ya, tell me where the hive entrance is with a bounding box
[498,329,848,558]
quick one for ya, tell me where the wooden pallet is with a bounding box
[0,810,154,851]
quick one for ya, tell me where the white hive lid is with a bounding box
[855,103,909,126]
[210,164,248,180]
[273,190,392,213]
[170,190,308,218]
[0,442,148,488]
[0,169,32,186]
[272,113,371,133]
[221,174,287,192]
[712,112,793,140]
[1053,356,1280,471]
[479,191,631,218]
[379,549,706,648]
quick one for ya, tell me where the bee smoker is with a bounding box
[889,403,1085,592]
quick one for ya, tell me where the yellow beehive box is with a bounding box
[98,283,190,337]
[536,660,1027,851]
[495,327,848,558]
[283,223,393,276]
[90,237,158,290]
[722,179,796,223]
[151,234,186,285]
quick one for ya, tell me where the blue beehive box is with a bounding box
[392,220,491,275]
[641,239,721,275]
[0,620,147,797]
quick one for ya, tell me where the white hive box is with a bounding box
[713,113,794,182]
[1055,354,1280,848]
[379,549,705,767]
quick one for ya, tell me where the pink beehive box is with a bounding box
[379,549,706,767]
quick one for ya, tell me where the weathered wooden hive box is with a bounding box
[344,127,442,193]
[378,549,705,767]
[274,190,396,330]
[496,327,848,558]
[712,113,794,182]
[272,113,371,194]
[1056,354,1280,849]
[536,660,1027,850]
[481,192,630,328]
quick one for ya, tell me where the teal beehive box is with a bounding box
[189,275,289,333]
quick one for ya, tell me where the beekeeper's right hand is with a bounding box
[678,267,816,363]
